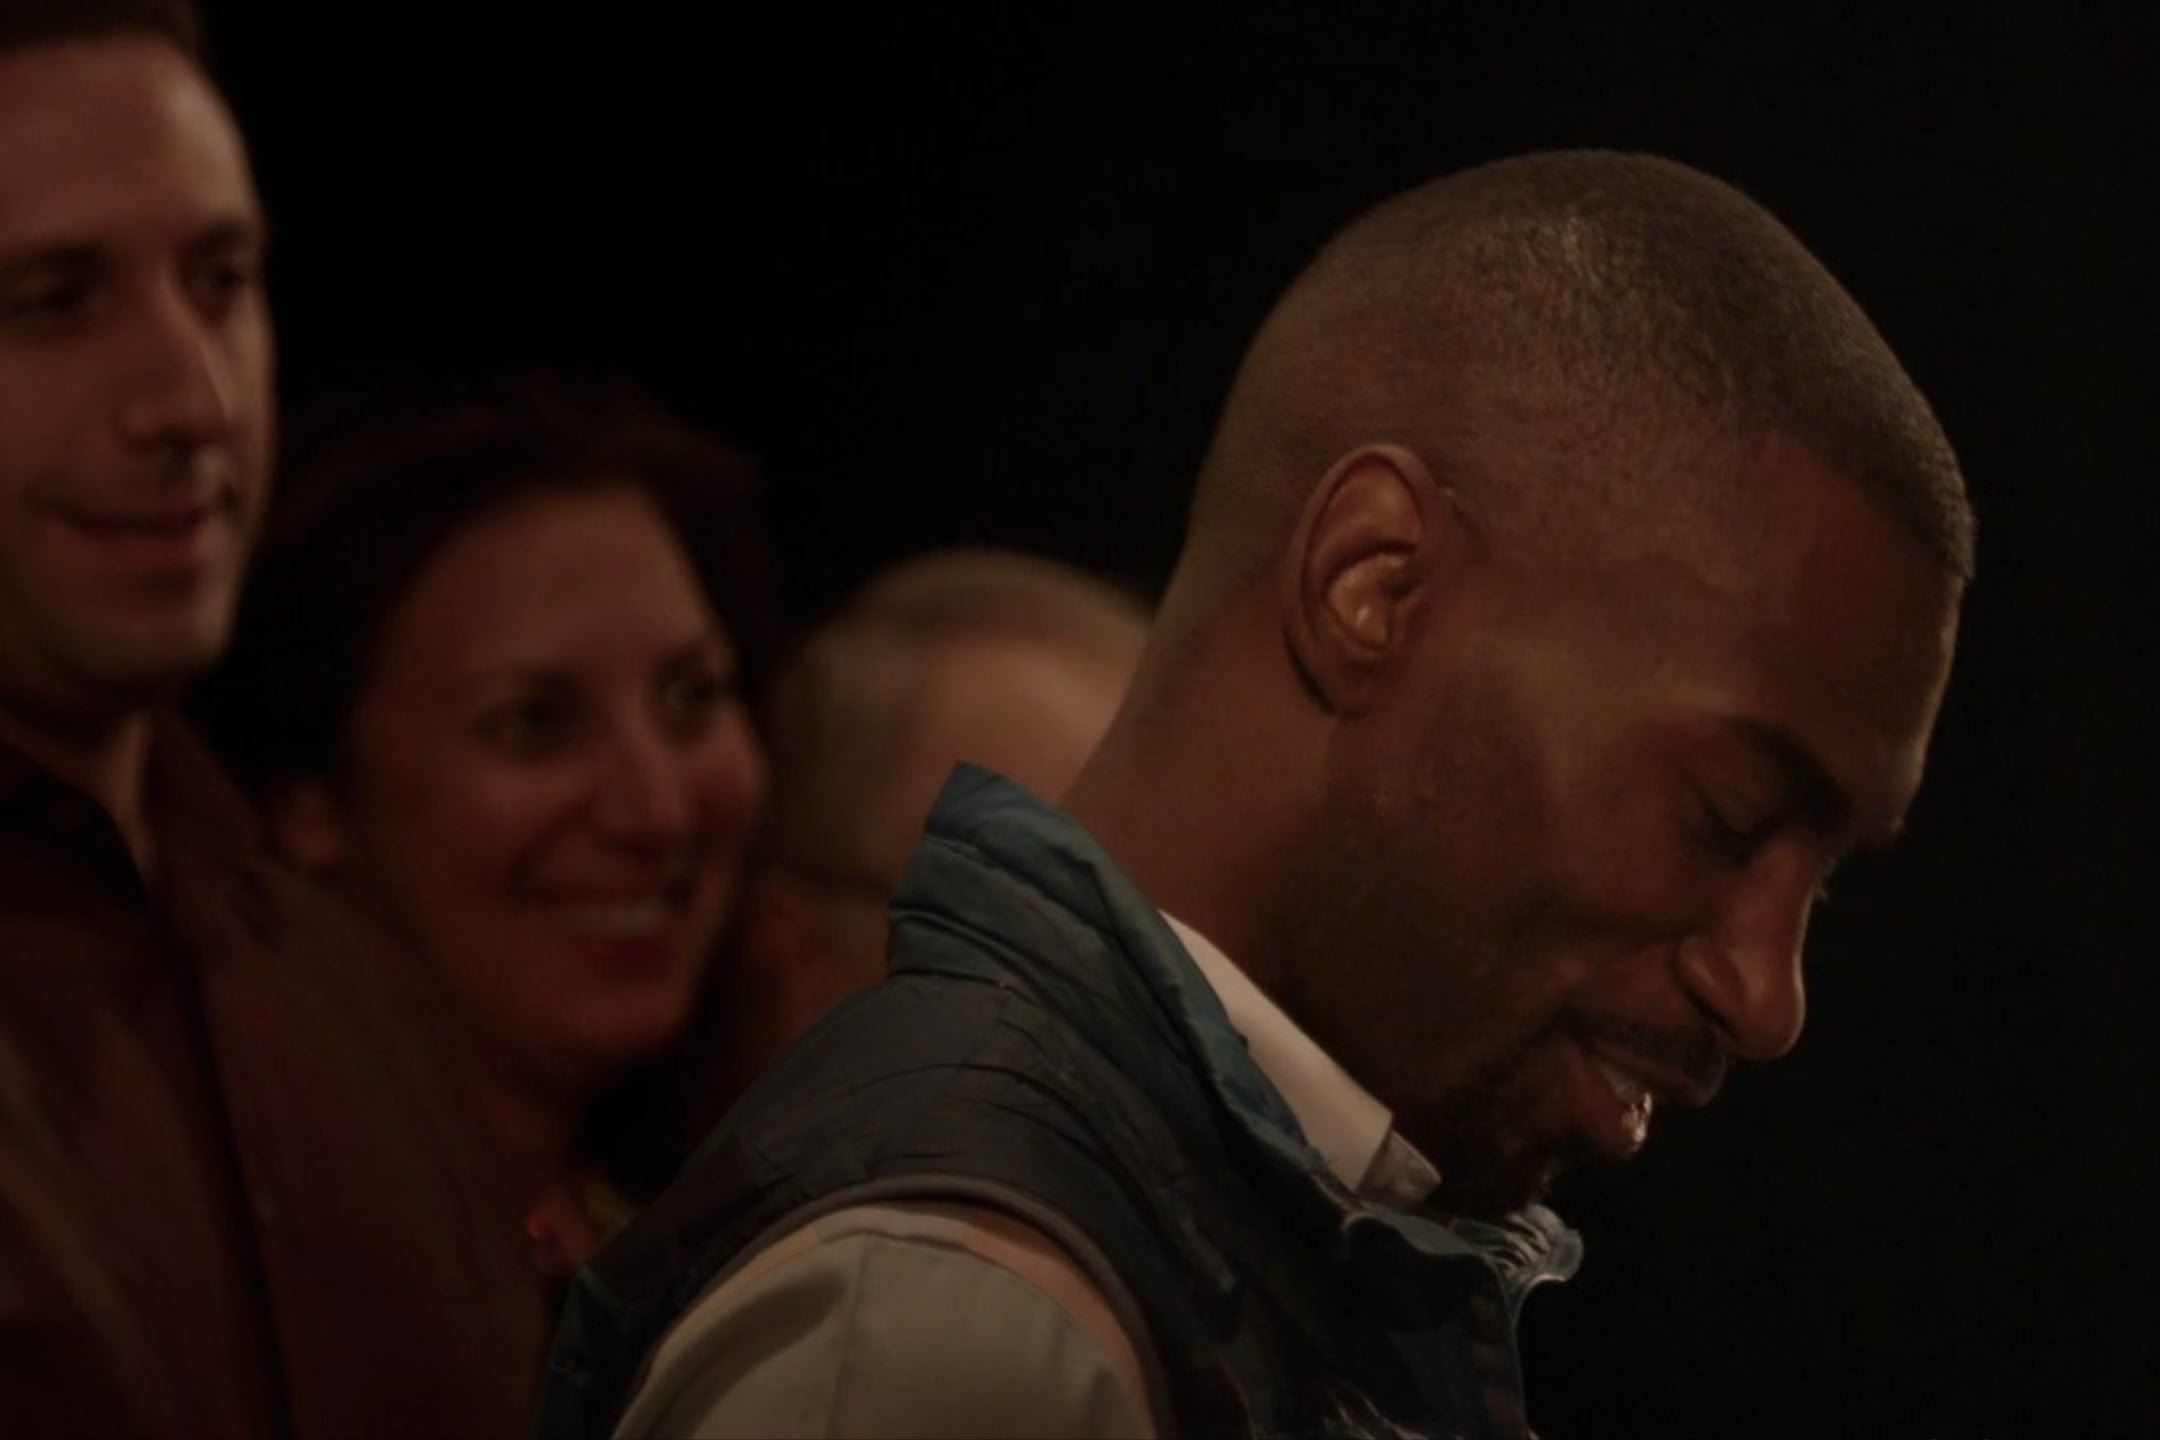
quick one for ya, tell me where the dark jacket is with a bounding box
[0,718,541,1437]
[542,767,1577,1439]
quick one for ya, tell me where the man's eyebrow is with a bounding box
[190,214,271,253]
[0,213,270,273]
[172,216,272,274]
[1728,717,1897,853]
[0,240,100,275]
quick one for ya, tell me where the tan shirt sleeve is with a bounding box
[612,1200,1160,1440]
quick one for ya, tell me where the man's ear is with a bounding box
[266,777,349,875]
[1281,444,1467,715]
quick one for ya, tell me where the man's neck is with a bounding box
[1063,727,1305,992]
[0,703,160,874]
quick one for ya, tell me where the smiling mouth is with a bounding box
[56,499,238,572]
[1592,1057,1655,1150]
[556,897,677,940]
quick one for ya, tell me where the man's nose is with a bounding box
[1677,859,1814,1062]
[116,281,241,452]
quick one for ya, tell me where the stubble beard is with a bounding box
[1415,1025,1586,1220]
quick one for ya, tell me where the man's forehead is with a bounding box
[0,35,256,250]
[1492,435,1959,844]
[1707,452,1962,835]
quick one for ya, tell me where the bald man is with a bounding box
[542,152,1972,1439]
[698,548,1148,1118]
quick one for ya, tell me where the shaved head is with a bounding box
[1177,150,1972,618]
[1063,151,1974,1219]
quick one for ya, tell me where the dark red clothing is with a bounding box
[0,718,541,1437]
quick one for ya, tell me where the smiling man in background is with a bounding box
[0,4,536,1432]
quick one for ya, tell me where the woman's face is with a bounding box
[280,483,765,1099]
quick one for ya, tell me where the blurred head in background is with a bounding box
[708,547,1148,1105]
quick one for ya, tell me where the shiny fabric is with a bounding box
[543,766,1577,1438]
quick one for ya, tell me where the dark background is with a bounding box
[198,5,2157,1434]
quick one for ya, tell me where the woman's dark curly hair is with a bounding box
[195,371,777,806]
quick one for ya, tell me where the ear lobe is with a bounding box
[267,778,349,875]
[1282,444,1452,714]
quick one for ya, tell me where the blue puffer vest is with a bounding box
[537,768,1578,1439]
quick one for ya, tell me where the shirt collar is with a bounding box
[1163,912,1440,1210]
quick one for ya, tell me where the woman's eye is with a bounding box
[480,695,570,752]
[658,668,735,730]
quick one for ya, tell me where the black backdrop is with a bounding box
[198,5,2159,1434]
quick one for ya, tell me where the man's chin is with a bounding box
[78,614,232,695]
[1433,1161,1557,1222]
[77,657,207,718]
[1426,1122,1597,1220]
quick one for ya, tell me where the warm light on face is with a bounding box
[1291,443,1959,1219]
[298,486,766,1099]
[0,37,273,722]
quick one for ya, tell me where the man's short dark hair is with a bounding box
[0,0,205,60]
[1187,150,1975,597]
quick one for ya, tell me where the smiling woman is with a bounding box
[189,373,774,1285]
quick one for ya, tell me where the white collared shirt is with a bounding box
[615,914,1435,1439]
[1163,913,1441,1210]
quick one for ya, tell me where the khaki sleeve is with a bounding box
[613,1203,1159,1440]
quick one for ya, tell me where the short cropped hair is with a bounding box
[1189,149,1973,592]
[755,549,1150,883]
[0,0,205,60]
